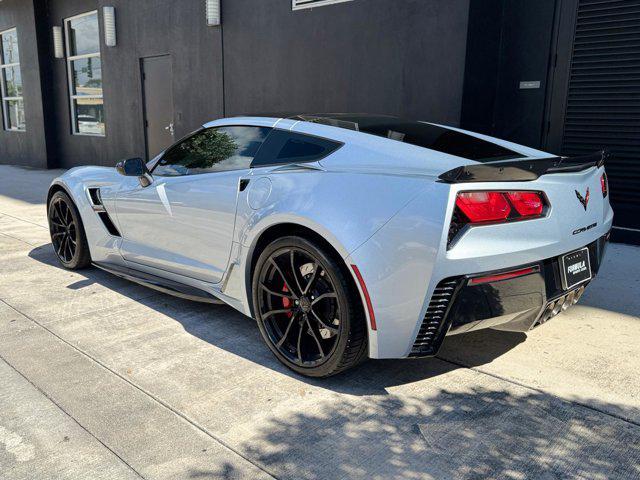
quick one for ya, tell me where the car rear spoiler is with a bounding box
[438,150,609,184]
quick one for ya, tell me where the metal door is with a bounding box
[141,55,175,159]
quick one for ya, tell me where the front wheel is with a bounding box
[252,236,368,377]
[48,191,91,270]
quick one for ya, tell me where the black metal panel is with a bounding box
[561,0,640,230]
[461,0,558,147]
[491,0,558,147]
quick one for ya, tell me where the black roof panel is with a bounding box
[291,114,523,162]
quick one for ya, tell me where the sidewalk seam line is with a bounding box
[0,231,41,247]
[0,298,280,480]
[0,354,148,480]
[436,355,640,428]
[0,211,49,229]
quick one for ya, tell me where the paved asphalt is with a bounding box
[0,164,639,479]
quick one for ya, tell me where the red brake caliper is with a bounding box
[282,284,293,318]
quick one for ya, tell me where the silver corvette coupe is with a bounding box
[47,114,613,377]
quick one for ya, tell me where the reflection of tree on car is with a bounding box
[160,129,239,175]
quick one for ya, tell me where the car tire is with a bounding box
[48,190,92,270]
[252,235,368,377]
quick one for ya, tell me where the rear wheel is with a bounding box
[48,191,91,270]
[252,236,368,377]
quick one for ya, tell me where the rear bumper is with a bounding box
[410,230,610,357]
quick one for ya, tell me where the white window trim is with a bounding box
[64,10,105,137]
[0,27,25,132]
[292,0,353,11]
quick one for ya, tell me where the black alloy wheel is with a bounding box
[253,236,367,377]
[48,191,91,269]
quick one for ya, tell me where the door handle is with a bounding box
[164,122,174,136]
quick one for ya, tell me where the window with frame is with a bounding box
[251,130,343,167]
[0,28,25,131]
[65,11,105,136]
[153,126,272,177]
[292,0,353,10]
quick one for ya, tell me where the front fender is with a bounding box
[47,167,125,265]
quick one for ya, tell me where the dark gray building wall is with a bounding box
[0,0,48,168]
[459,0,502,137]
[461,0,558,149]
[42,0,224,168]
[223,0,470,125]
[3,0,471,169]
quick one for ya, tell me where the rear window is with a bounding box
[251,129,342,167]
[298,114,522,162]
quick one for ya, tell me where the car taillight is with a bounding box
[505,191,544,216]
[601,172,608,197]
[449,190,547,248]
[455,192,511,222]
[455,190,546,223]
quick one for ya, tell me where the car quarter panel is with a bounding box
[344,184,451,358]
[235,169,432,254]
[220,169,433,319]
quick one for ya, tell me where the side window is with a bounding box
[153,126,271,177]
[251,129,342,168]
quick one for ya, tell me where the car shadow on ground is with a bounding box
[196,387,640,479]
[28,242,527,394]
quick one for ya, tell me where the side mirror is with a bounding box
[116,157,146,176]
[116,158,153,187]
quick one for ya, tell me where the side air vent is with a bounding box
[97,212,121,237]
[87,187,121,237]
[88,187,102,206]
[410,278,460,357]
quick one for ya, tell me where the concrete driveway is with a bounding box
[0,164,639,479]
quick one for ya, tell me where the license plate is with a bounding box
[560,247,592,290]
